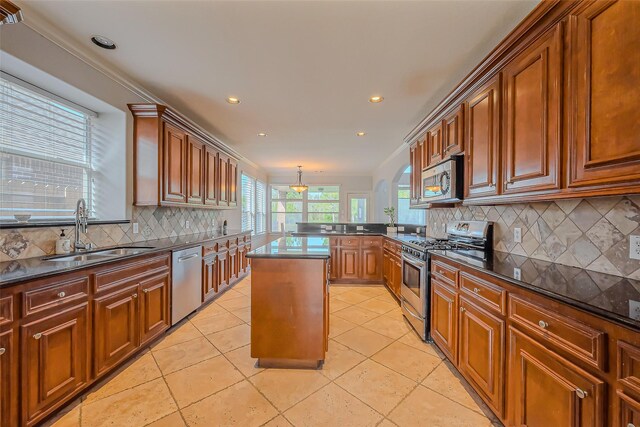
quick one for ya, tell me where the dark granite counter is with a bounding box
[431,250,640,330]
[292,231,427,245]
[0,229,250,288]
[247,236,330,259]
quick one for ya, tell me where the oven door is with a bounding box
[400,253,426,317]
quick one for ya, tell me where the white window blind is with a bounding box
[256,180,266,234]
[0,74,95,221]
[241,173,255,233]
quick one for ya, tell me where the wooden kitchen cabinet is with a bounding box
[502,23,562,196]
[464,75,501,199]
[329,243,339,281]
[93,285,139,378]
[567,0,640,192]
[458,296,505,417]
[21,303,89,426]
[431,279,458,363]
[618,391,640,427]
[339,248,360,281]
[139,273,170,346]
[382,238,402,299]
[409,139,424,205]
[0,329,15,427]
[203,253,219,301]
[509,327,605,427]
[218,153,230,206]
[204,147,219,206]
[426,122,443,167]
[187,135,205,204]
[162,122,188,204]
[361,247,382,282]
[228,158,238,207]
[443,105,464,159]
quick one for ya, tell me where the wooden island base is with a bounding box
[248,252,330,368]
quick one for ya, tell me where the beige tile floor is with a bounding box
[47,275,501,427]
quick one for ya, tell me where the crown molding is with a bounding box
[15,2,262,171]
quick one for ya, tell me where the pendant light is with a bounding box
[290,165,308,193]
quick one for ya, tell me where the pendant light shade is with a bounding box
[290,166,308,193]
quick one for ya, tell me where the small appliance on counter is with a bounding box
[401,220,493,341]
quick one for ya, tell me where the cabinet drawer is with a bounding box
[432,260,458,287]
[460,272,506,315]
[203,242,218,256]
[339,237,360,247]
[94,254,170,293]
[508,295,606,370]
[618,341,640,396]
[361,237,381,247]
[23,277,89,317]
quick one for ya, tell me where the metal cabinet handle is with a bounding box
[473,287,480,293]
[58,291,66,298]
[0,348,5,356]
[538,320,549,329]
[575,388,588,399]
[33,333,42,340]
[132,293,138,299]
[488,183,496,188]
[460,307,466,312]
[142,288,149,293]
[627,423,635,427]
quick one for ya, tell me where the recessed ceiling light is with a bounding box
[257,132,267,137]
[91,35,116,50]
[369,95,384,103]
[356,132,366,137]
[226,97,241,104]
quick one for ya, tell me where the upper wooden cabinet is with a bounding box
[426,122,443,167]
[129,104,239,209]
[464,75,501,199]
[567,0,640,191]
[502,24,563,196]
[443,105,464,159]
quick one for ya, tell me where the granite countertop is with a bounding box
[431,250,640,330]
[0,229,250,288]
[247,236,330,259]
[292,231,427,245]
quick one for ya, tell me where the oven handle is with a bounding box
[401,297,424,321]
[402,253,426,268]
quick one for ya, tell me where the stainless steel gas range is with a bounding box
[400,221,493,341]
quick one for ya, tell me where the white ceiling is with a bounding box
[17,0,537,175]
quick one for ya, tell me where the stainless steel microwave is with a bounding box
[421,156,463,203]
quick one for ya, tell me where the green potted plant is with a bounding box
[384,206,397,234]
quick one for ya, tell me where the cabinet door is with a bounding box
[509,327,605,427]
[22,304,89,426]
[458,296,505,417]
[618,390,640,427]
[409,142,418,204]
[568,0,640,189]
[427,122,444,166]
[228,247,238,281]
[0,329,15,427]
[330,246,339,281]
[139,273,170,345]
[382,251,390,284]
[340,248,360,281]
[431,280,457,363]
[162,122,187,204]
[204,147,219,206]
[93,285,139,378]
[186,136,205,205]
[465,75,501,198]
[361,248,382,281]
[392,255,402,298]
[203,256,219,301]
[218,154,230,206]
[443,105,464,158]
[502,24,562,195]
[228,158,238,207]
[218,250,228,289]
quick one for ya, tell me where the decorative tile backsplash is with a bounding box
[0,206,224,262]
[426,196,640,279]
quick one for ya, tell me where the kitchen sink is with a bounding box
[46,254,115,262]
[92,247,154,256]
[45,246,154,262]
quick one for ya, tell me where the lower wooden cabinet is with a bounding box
[329,245,339,281]
[509,327,605,427]
[21,303,89,426]
[618,390,640,427]
[339,248,360,281]
[0,329,16,427]
[382,239,402,299]
[203,253,220,301]
[458,296,505,417]
[329,236,384,284]
[431,279,458,363]
[361,247,382,281]
[139,273,170,345]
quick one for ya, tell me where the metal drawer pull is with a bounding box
[0,348,5,356]
[143,288,149,293]
[58,291,66,298]
[132,293,138,298]
[538,320,548,329]
[178,253,199,262]
[460,307,466,312]
[33,333,42,340]
[473,287,480,293]
[627,423,635,427]
[575,388,588,399]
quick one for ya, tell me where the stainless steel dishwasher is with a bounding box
[171,245,202,325]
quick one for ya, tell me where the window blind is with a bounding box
[0,74,95,220]
[256,180,266,234]
[241,173,255,233]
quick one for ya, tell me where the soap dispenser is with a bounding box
[55,229,71,254]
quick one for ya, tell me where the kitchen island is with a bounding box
[246,236,330,368]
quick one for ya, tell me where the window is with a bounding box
[0,74,95,222]
[270,184,341,232]
[307,185,340,223]
[397,166,424,224]
[242,173,266,235]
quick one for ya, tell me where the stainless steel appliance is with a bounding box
[421,156,463,204]
[171,245,202,325]
[400,221,493,341]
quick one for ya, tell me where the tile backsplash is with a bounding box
[426,196,640,279]
[0,206,224,262]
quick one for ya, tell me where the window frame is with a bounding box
[269,184,342,232]
[241,172,266,236]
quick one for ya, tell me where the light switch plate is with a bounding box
[513,267,522,281]
[630,300,640,321]
[514,228,522,243]
[630,235,640,260]
[132,222,139,234]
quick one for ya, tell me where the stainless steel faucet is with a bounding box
[73,198,92,251]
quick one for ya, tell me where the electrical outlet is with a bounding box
[398,226,405,232]
[442,223,446,233]
[132,222,139,234]
[514,228,522,243]
[513,267,522,281]
[630,300,640,321]
[326,225,333,231]
[357,225,364,231]
[185,220,190,229]
[630,235,640,260]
